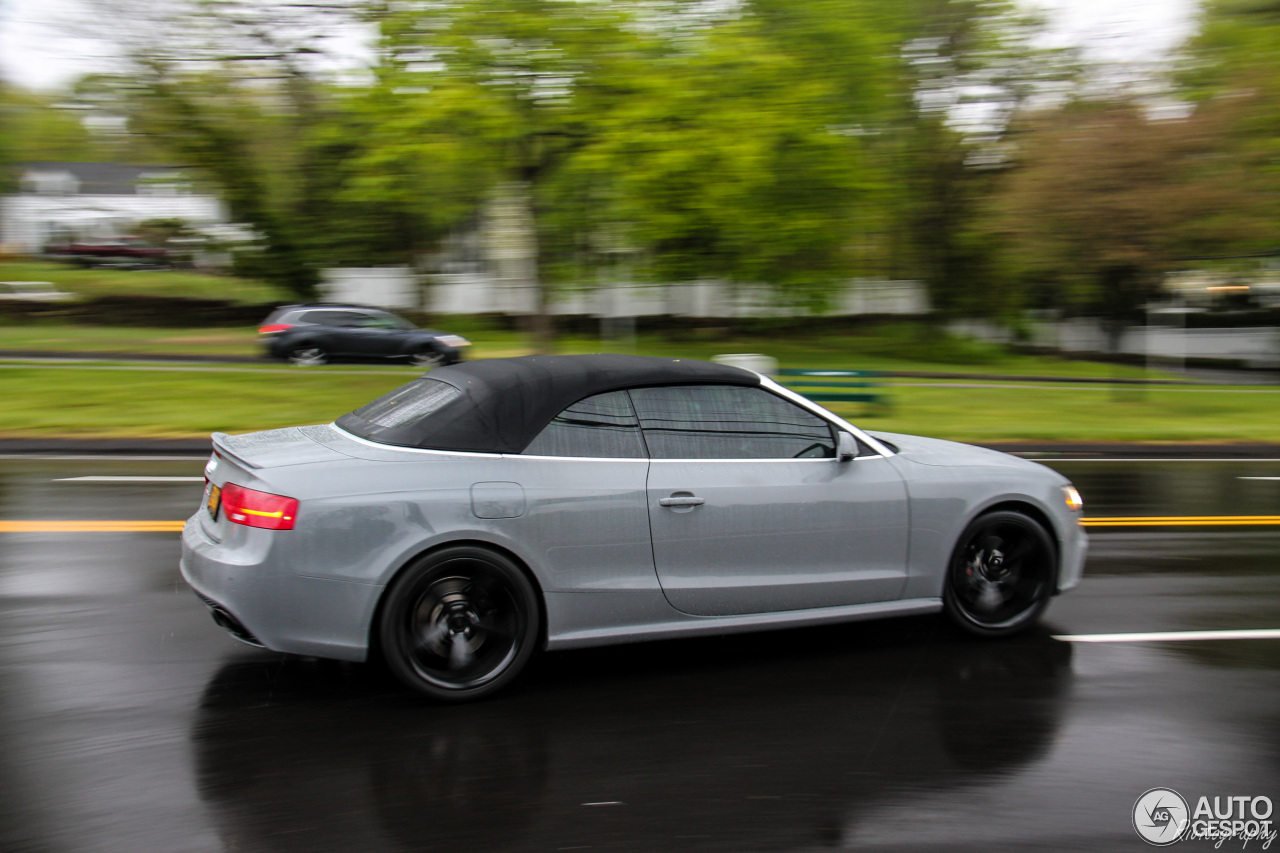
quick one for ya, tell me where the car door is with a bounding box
[502,391,656,593]
[347,312,411,358]
[307,310,366,356]
[635,384,909,617]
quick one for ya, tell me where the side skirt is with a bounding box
[545,597,943,651]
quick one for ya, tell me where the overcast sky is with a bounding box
[0,0,1202,92]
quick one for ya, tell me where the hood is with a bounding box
[870,431,1055,475]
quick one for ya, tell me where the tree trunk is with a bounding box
[489,182,553,353]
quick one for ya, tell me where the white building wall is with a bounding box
[319,267,420,310]
[404,273,931,318]
[0,194,225,252]
[953,318,1280,369]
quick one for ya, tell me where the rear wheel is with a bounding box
[379,547,539,702]
[287,344,327,366]
[943,511,1056,637]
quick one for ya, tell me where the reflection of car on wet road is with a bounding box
[258,303,470,367]
[180,354,1087,701]
[193,629,1073,852]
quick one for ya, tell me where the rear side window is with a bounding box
[348,378,462,429]
[522,391,645,458]
[301,310,364,327]
[629,385,835,459]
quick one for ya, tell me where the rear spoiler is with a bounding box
[210,432,261,470]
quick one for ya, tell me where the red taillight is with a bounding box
[258,323,292,334]
[221,483,299,530]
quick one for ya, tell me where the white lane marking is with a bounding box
[886,383,1280,392]
[1054,629,1280,643]
[582,801,625,807]
[1030,459,1280,463]
[53,476,205,483]
[1239,476,1280,480]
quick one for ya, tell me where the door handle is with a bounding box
[659,495,705,508]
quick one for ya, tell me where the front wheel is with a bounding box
[408,347,446,369]
[379,547,540,702]
[943,511,1056,637]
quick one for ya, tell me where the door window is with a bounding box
[629,385,835,459]
[522,391,646,458]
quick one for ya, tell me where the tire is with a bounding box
[287,344,327,366]
[943,511,1056,637]
[408,347,446,369]
[379,546,540,702]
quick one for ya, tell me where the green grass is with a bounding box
[0,367,409,438]
[0,318,1171,381]
[0,363,1275,442]
[551,330,1166,380]
[826,385,1280,444]
[0,260,286,304]
[0,324,263,356]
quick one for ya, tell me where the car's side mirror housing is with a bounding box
[837,431,857,462]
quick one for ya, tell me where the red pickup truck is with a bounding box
[45,237,172,268]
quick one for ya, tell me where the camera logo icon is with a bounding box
[1134,788,1189,846]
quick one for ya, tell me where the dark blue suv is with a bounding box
[259,304,470,367]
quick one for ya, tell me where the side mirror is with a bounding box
[837,431,857,462]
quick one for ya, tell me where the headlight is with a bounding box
[1063,485,1083,513]
[435,335,471,348]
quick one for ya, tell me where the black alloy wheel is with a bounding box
[379,547,539,701]
[287,344,328,366]
[943,511,1056,637]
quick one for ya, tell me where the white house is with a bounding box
[0,162,226,253]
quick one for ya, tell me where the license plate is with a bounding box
[206,483,222,520]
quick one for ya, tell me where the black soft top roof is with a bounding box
[336,354,760,453]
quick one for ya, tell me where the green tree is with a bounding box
[573,1,894,311]
[0,86,98,163]
[363,0,659,349]
[991,99,1270,345]
[81,0,371,296]
[1177,0,1280,255]
[886,0,1076,317]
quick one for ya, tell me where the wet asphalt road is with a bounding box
[0,455,1278,852]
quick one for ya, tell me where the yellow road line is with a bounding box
[0,520,186,533]
[1082,516,1280,527]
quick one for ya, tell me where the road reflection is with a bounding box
[193,622,1072,852]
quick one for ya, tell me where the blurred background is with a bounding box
[0,0,1277,442]
[3,8,1280,852]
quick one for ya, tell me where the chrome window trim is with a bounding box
[332,374,897,462]
[756,375,894,458]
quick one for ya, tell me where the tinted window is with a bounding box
[302,310,364,327]
[359,313,412,330]
[629,385,835,459]
[522,391,645,458]
[348,378,462,429]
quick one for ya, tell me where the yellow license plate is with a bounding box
[206,483,222,520]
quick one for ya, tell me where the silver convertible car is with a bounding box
[181,354,1087,701]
